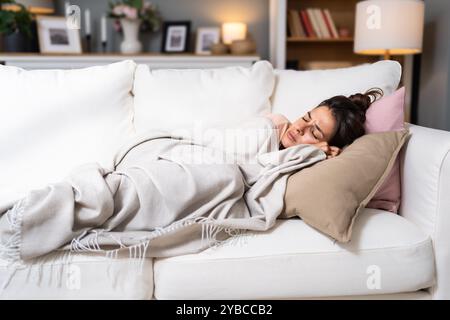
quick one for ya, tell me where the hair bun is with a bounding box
[348,88,384,113]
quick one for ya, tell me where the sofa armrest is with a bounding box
[400,123,450,299]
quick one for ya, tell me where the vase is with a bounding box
[1,31,26,52]
[120,18,142,54]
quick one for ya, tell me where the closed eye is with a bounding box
[310,127,318,140]
[308,112,324,139]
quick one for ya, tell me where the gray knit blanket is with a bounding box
[0,117,325,266]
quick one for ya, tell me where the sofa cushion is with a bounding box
[282,130,409,242]
[153,209,435,299]
[365,87,406,213]
[132,60,275,136]
[271,60,402,122]
[0,61,136,207]
[0,251,153,299]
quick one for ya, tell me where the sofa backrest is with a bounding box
[271,60,402,122]
[0,60,136,206]
[132,60,275,137]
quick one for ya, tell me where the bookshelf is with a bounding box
[269,0,412,121]
[270,0,395,70]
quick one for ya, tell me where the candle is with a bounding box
[101,15,107,43]
[85,9,91,36]
[64,1,70,17]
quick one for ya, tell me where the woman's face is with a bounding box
[280,106,336,149]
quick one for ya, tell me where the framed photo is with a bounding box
[36,16,82,54]
[161,21,191,53]
[195,27,221,55]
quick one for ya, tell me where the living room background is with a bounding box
[54,0,270,59]
[37,0,450,132]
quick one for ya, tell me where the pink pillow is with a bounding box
[364,87,406,213]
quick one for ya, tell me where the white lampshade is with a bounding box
[222,22,247,45]
[3,0,55,14]
[354,0,424,56]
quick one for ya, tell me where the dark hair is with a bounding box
[317,88,384,148]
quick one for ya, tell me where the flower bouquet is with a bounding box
[108,0,161,33]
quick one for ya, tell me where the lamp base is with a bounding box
[230,39,256,55]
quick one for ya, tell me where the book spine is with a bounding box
[314,8,331,38]
[294,10,306,37]
[299,11,310,37]
[324,9,339,39]
[301,10,316,38]
[287,10,298,37]
[307,8,322,38]
[321,9,335,39]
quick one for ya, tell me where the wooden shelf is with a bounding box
[0,52,259,57]
[287,37,354,43]
[0,53,260,70]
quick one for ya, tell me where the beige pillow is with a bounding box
[282,130,410,242]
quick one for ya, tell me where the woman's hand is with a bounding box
[313,142,341,159]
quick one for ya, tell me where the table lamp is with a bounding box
[354,0,424,60]
[222,22,247,45]
[221,22,256,55]
[2,0,55,14]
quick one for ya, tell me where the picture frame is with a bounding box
[195,27,221,55]
[36,16,82,54]
[161,21,191,53]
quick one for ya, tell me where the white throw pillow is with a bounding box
[132,60,275,136]
[0,60,136,206]
[271,60,402,121]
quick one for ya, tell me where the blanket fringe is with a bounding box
[1,198,77,293]
[67,214,255,282]
[0,198,26,292]
[0,198,25,263]
[1,208,254,293]
[69,215,254,263]
[1,250,74,294]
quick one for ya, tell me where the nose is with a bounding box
[293,124,305,136]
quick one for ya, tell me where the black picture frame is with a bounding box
[161,21,191,53]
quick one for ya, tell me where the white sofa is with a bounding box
[0,60,449,300]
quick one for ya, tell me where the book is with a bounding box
[321,9,335,39]
[300,10,316,38]
[287,10,298,37]
[314,8,331,38]
[299,11,310,37]
[323,9,339,39]
[306,8,322,38]
[289,10,306,38]
[294,10,306,37]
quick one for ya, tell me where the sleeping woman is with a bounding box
[0,88,384,265]
[266,88,383,158]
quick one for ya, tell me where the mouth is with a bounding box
[287,131,297,143]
